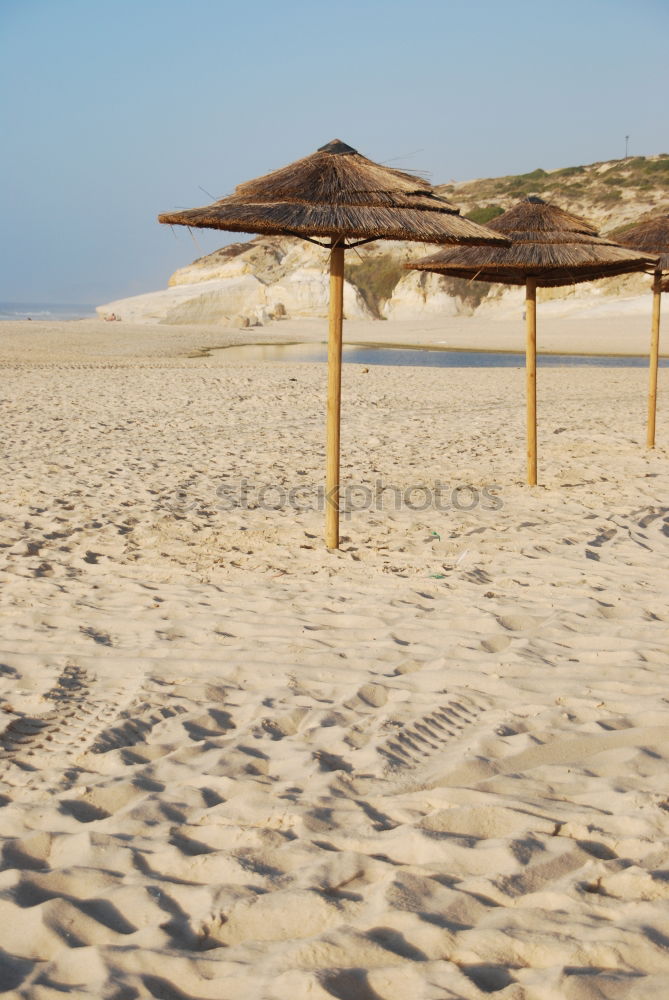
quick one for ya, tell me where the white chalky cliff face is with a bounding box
[382,271,462,320]
[98,237,371,325]
[97,233,651,326]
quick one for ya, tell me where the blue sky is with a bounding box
[1,0,667,304]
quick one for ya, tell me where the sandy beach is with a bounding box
[1,317,668,999]
[0,310,666,363]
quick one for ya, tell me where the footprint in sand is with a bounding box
[344,683,389,711]
[91,701,188,754]
[480,635,512,653]
[594,601,627,621]
[374,692,491,774]
[257,707,309,741]
[496,613,538,632]
[588,527,618,547]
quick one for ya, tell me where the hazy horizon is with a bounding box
[1,0,667,305]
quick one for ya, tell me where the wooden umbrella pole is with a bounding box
[325,239,345,548]
[526,277,538,485]
[647,269,662,448]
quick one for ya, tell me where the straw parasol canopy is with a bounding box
[409,197,657,484]
[616,214,669,272]
[159,140,508,549]
[158,139,510,248]
[616,214,669,446]
[410,197,655,286]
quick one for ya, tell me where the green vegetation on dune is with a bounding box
[644,159,669,175]
[465,204,504,225]
[437,154,669,216]
[552,165,586,178]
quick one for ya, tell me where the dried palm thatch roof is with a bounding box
[616,215,669,272]
[409,197,657,286]
[158,139,509,246]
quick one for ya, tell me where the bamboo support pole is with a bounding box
[325,241,345,549]
[526,277,538,486]
[647,269,662,448]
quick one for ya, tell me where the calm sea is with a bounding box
[0,302,96,321]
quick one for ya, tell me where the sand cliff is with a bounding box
[98,155,667,326]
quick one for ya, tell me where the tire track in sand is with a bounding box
[0,662,143,799]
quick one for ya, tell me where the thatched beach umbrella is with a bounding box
[159,140,508,548]
[617,215,669,447]
[409,197,656,485]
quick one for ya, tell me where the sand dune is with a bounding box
[0,321,668,998]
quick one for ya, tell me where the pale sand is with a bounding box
[0,309,666,362]
[0,320,668,998]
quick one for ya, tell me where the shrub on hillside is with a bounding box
[465,204,505,225]
[644,159,669,177]
[443,276,494,310]
[595,188,623,204]
[344,254,405,318]
[553,165,585,178]
[503,169,549,197]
